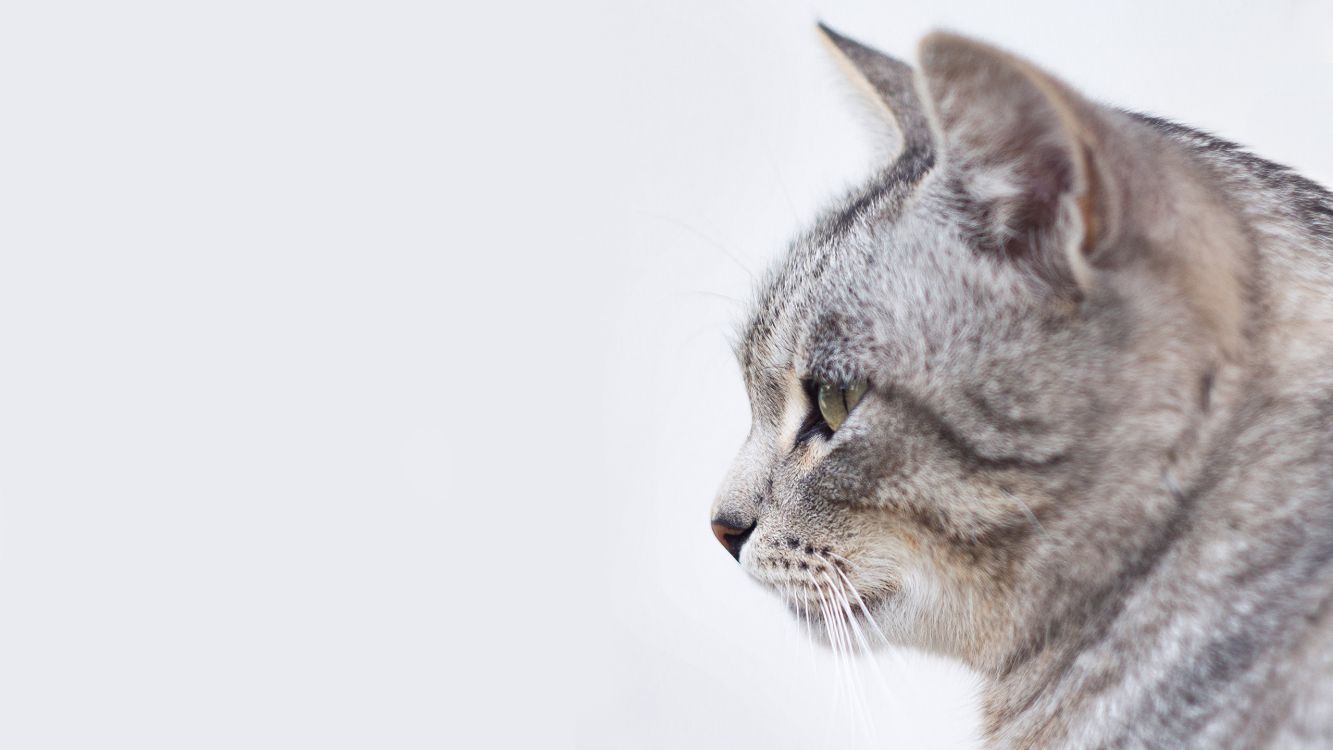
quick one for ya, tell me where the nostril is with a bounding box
[711,516,757,561]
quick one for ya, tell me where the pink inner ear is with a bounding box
[1015,143,1077,233]
[1076,145,1102,257]
[919,33,1100,291]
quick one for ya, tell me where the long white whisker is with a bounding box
[822,570,874,655]
[826,565,905,723]
[799,577,838,746]
[826,554,912,671]
[1004,488,1053,545]
[812,577,847,730]
[822,570,879,745]
[821,574,859,738]
[640,212,755,279]
[829,564,890,647]
[824,554,912,683]
[825,551,865,571]
[798,585,815,664]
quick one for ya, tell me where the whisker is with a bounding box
[832,576,872,740]
[822,570,879,744]
[811,577,845,723]
[684,289,746,305]
[819,574,855,715]
[825,551,865,571]
[828,563,890,646]
[640,211,756,279]
[796,585,815,664]
[825,567,903,729]
[1003,488,1053,545]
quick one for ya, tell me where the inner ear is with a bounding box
[918,31,1113,292]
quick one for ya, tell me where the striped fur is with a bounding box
[713,27,1333,748]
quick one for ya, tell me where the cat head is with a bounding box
[711,27,1248,668]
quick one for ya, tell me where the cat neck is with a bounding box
[977,150,1333,746]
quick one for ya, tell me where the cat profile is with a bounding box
[712,25,1333,748]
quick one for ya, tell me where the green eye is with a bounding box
[816,379,868,432]
[844,380,867,410]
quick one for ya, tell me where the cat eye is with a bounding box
[813,379,868,433]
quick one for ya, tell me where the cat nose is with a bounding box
[711,515,756,561]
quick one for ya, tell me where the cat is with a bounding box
[711,24,1333,749]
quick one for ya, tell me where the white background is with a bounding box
[2,1,1331,748]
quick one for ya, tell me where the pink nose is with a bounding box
[711,516,755,561]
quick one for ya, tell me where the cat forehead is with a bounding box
[738,180,1035,392]
[738,157,937,372]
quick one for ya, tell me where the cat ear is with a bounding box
[917,31,1117,291]
[817,23,933,163]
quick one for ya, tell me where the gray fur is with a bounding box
[713,26,1333,749]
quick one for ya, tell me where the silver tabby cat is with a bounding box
[711,25,1333,749]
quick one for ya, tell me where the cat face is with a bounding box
[712,28,1245,666]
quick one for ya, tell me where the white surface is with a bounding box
[2,1,1331,748]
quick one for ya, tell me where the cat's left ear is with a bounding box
[918,32,1120,292]
[817,23,933,163]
